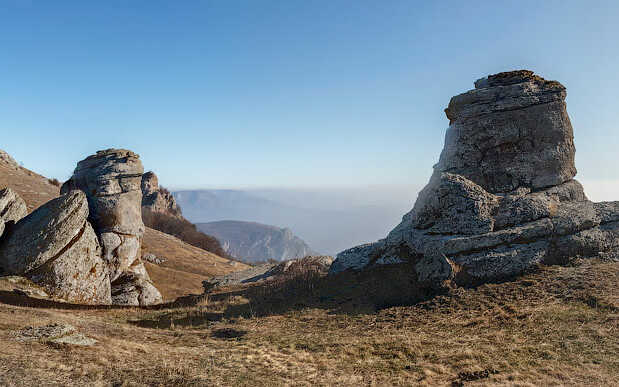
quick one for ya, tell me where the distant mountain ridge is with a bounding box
[196,220,317,263]
[173,189,410,255]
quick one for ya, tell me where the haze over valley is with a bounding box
[174,185,420,255]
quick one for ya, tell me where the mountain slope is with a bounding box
[141,228,247,299]
[0,151,247,300]
[197,220,317,262]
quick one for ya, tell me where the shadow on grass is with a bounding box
[127,263,450,329]
[221,263,446,317]
[0,289,197,312]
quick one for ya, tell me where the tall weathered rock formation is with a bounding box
[330,70,619,285]
[60,149,161,305]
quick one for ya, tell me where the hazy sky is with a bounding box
[1,1,618,200]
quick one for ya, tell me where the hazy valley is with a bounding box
[174,188,413,255]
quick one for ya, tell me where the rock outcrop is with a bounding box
[0,191,111,304]
[141,171,182,218]
[62,149,145,280]
[61,149,162,305]
[12,323,98,346]
[142,253,166,265]
[0,150,19,170]
[0,187,28,238]
[330,70,619,286]
[110,260,163,306]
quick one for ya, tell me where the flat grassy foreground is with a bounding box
[0,260,617,386]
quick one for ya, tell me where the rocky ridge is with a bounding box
[330,70,619,286]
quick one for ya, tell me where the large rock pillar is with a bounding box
[62,149,145,281]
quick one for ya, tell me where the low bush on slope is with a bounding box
[142,208,230,259]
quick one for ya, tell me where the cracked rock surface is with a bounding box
[330,70,619,286]
[62,149,161,305]
[62,149,145,282]
[0,187,27,238]
[0,191,111,304]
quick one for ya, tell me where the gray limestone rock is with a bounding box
[111,261,162,306]
[411,173,500,235]
[62,149,145,282]
[0,187,28,239]
[13,323,97,346]
[442,70,575,193]
[0,191,111,304]
[329,243,377,275]
[330,70,619,287]
[142,252,166,265]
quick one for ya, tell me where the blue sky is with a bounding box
[1,1,618,199]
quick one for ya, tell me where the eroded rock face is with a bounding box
[0,191,111,304]
[111,260,162,306]
[330,70,619,286]
[0,187,28,238]
[141,171,182,218]
[62,149,145,282]
[0,150,19,170]
[441,70,576,193]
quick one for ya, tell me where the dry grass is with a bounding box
[0,163,60,212]
[1,158,617,385]
[143,228,249,301]
[0,259,616,386]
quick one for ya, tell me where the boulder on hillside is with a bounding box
[141,171,183,218]
[330,70,619,286]
[0,191,111,304]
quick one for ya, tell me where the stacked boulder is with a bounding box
[0,149,162,305]
[330,70,619,286]
[62,149,162,305]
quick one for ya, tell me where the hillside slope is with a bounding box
[142,228,248,299]
[0,153,247,301]
[197,220,317,262]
